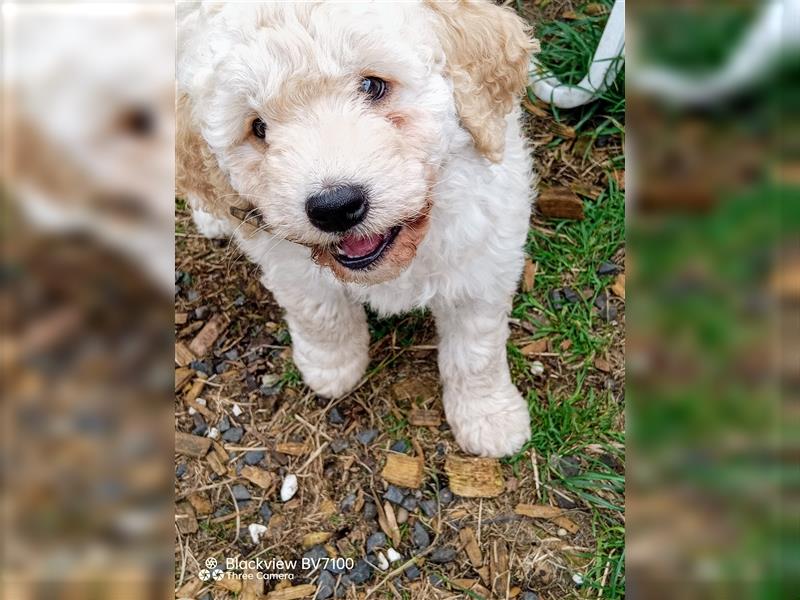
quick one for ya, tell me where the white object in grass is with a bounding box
[248,523,268,544]
[572,573,584,586]
[207,427,220,440]
[280,474,298,502]
[232,403,243,417]
[530,0,625,108]
[386,548,402,563]
[376,552,389,571]
[531,361,545,376]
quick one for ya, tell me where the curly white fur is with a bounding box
[178,1,536,457]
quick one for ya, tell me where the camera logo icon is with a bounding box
[199,557,224,581]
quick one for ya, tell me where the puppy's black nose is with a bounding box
[305,185,368,233]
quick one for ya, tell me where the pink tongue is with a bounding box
[339,232,384,258]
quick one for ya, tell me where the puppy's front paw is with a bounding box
[292,345,368,399]
[445,386,531,458]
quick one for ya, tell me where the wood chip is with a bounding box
[489,539,510,596]
[593,357,612,373]
[318,499,336,518]
[520,338,548,356]
[611,169,625,190]
[302,532,332,548]
[514,503,579,533]
[585,2,607,15]
[215,574,243,593]
[445,456,504,498]
[537,187,584,220]
[175,431,211,457]
[240,568,264,600]
[392,378,434,401]
[175,342,196,367]
[383,501,402,547]
[266,584,316,600]
[175,367,193,391]
[459,527,483,568]
[188,314,227,357]
[241,466,276,490]
[175,579,202,598]
[610,273,625,300]
[560,339,573,352]
[408,407,441,427]
[275,442,307,457]
[381,453,424,489]
[452,579,492,598]
[187,492,213,515]
[522,258,537,292]
[175,312,188,325]
[175,502,198,534]
[561,9,579,19]
[207,451,228,477]
[184,377,206,403]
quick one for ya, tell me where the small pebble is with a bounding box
[222,427,244,443]
[186,289,200,302]
[232,403,244,417]
[549,289,564,310]
[330,438,350,453]
[316,570,335,600]
[521,592,539,600]
[327,407,345,425]
[557,528,568,537]
[190,360,211,376]
[572,573,584,586]
[231,484,250,502]
[419,499,437,518]
[363,503,377,520]
[191,413,207,436]
[248,523,267,544]
[206,427,220,440]
[439,488,454,505]
[395,507,409,524]
[531,361,545,376]
[366,532,387,553]
[304,545,328,563]
[348,559,373,585]
[597,261,620,276]
[280,474,298,502]
[386,548,402,563]
[244,450,265,465]
[376,552,389,571]
[559,456,581,478]
[390,439,409,453]
[194,306,209,319]
[224,349,239,360]
[175,463,187,478]
[401,495,417,512]
[404,565,421,581]
[356,429,379,444]
[259,503,272,524]
[563,287,581,304]
[218,415,231,432]
[233,294,246,307]
[429,573,444,588]
[412,522,430,549]
[429,547,456,564]
[340,493,357,513]
[383,485,405,506]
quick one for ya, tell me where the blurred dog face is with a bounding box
[179,1,533,284]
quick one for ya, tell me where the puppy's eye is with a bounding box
[251,117,267,139]
[359,76,387,102]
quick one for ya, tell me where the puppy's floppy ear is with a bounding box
[175,93,237,217]
[426,0,536,162]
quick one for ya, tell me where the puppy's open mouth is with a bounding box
[335,226,401,270]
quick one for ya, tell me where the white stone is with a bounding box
[280,474,298,502]
[376,552,389,571]
[206,427,220,439]
[386,548,402,563]
[248,523,268,544]
[232,403,243,417]
[531,360,545,376]
[572,573,584,586]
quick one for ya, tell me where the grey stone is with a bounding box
[303,545,328,563]
[356,429,379,444]
[363,503,377,520]
[597,261,620,276]
[390,439,409,453]
[330,438,350,453]
[419,499,437,518]
[366,532,387,553]
[175,463,187,479]
[549,289,564,310]
[559,456,581,478]
[231,484,250,502]
[259,503,272,524]
[316,570,335,599]
[412,522,430,549]
[340,493,357,513]
[244,450,265,465]
[218,415,231,432]
[347,559,373,585]
[439,488,454,505]
[401,495,417,512]
[429,573,444,588]
[395,507,409,524]
[563,287,581,304]
[383,485,405,506]
[327,407,345,425]
[404,565,421,581]
[191,413,207,436]
[221,427,243,443]
[521,592,540,600]
[429,547,457,564]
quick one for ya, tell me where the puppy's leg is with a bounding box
[262,270,369,399]
[433,298,530,457]
[188,193,235,239]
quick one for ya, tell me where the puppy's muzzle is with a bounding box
[305,184,368,233]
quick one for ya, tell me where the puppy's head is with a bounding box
[178,1,533,284]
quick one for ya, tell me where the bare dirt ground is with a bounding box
[175,3,625,599]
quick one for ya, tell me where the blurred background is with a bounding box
[1,2,174,598]
[627,0,798,597]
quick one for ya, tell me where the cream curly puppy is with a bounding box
[177,1,538,457]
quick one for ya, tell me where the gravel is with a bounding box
[355,429,379,444]
[340,493,357,513]
[231,484,250,502]
[175,463,187,479]
[330,438,349,453]
[221,427,244,443]
[259,503,272,524]
[366,532,387,553]
[404,565,421,581]
[327,407,345,425]
[597,261,620,275]
[439,488,454,505]
[412,522,430,549]
[191,413,207,436]
[363,503,377,520]
[401,495,417,512]
[218,415,231,432]
[549,289,564,310]
[347,559,373,585]
[244,450,265,465]
[383,485,405,506]
[316,570,335,599]
[559,456,581,478]
[563,287,581,304]
[390,439,409,453]
[429,547,457,564]
[419,499,437,518]
[521,592,540,600]
[303,545,328,563]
